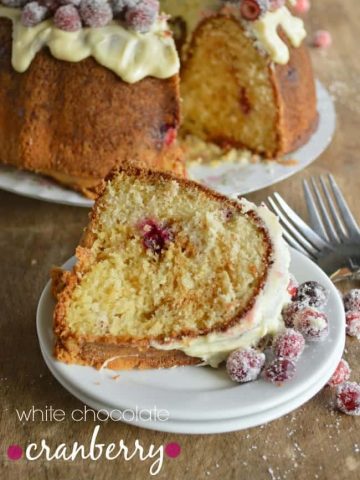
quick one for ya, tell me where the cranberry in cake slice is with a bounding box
[53,167,290,370]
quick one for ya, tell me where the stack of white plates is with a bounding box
[37,249,345,434]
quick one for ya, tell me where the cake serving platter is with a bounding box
[37,248,345,434]
[1,81,335,207]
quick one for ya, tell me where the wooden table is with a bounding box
[1,1,359,479]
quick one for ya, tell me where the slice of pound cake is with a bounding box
[53,168,290,369]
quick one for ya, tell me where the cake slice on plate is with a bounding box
[53,167,290,369]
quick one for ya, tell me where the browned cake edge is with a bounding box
[53,167,273,369]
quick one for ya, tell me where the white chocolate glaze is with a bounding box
[152,199,291,367]
[0,6,180,83]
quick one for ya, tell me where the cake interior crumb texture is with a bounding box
[63,170,269,341]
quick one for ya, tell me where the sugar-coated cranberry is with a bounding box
[336,382,360,416]
[327,359,351,388]
[287,274,299,299]
[345,311,360,339]
[80,0,113,27]
[263,358,296,384]
[281,301,302,328]
[294,281,329,308]
[226,348,265,383]
[111,0,139,15]
[293,307,328,342]
[39,0,61,12]
[343,289,360,313]
[125,0,159,33]
[240,0,267,21]
[21,2,49,27]
[312,30,332,49]
[294,0,310,14]
[138,218,174,255]
[269,0,285,11]
[54,5,82,31]
[273,328,305,361]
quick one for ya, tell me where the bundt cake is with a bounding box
[161,0,318,158]
[0,1,183,197]
[53,167,290,369]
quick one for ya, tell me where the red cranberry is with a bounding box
[21,2,49,27]
[343,289,360,313]
[287,274,299,299]
[80,0,113,27]
[281,301,302,328]
[345,311,360,339]
[312,30,332,49]
[125,0,159,33]
[54,5,82,31]
[327,359,351,388]
[240,0,267,21]
[293,307,328,342]
[294,0,310,14]
[273,329,305,361]
[294,281,329,308]
[226,348,265,383]
[263,358,296,384]
[138,218,174,255]
[336,382,360,416]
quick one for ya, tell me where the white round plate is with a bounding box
[37,248,345,433]
[2,81,334,207]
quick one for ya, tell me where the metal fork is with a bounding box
[266,175,360,281]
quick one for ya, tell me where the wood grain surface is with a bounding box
[1,1,360,479]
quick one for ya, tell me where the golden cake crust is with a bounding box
[0,18,184,197]
[53,167,273,370]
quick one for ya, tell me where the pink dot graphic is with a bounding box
[164,442,181,458]
[7,445,23,461]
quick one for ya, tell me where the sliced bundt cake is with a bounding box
[53,167,290,369]
[0,1,183,197]
[161,0,318,158]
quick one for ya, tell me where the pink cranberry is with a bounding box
[273,328,305,361]
[294,281,328,308]
[138,218,174,255]
[293,307,328,342]
[54,5,82,31]
[21,2,49,27]
[287,274,299,299]
[327,359,351,388]
[345,311,360,339]
[240,0,267,21]
[343,289,360,313]
[125,0,159,33]
[226,348,265,383]
[160,125,177,147]
[312,30,332,49]
[263,358,296,384]
[80,0,113,27]
[281,301,302,328]
[336,382,360,416]
[294,0,310,14]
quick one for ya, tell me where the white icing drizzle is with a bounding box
[0,6,180,83]
[252,6,306,64]
[151,199,291,368]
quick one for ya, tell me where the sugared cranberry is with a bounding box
[21,2,49,27]
[262,358,296,384]
[294,281,328,308]
[294,0,310,14]
[226,348,265,383]
[281,301,302,328]
[40,0,60,12]
[273,328,305,361]
[336,382,360,416]
[312,30,332,49]
[125,0,159,33]
[240,0,267,21]
[327,359,351,388]
[80,0,113,27]
[343,289,360,313]
[345,311,360,339]
[287,274,299,299]
[111,0,139,15]
[138,218,174,255]
[293,307,329,342]
[54,5,82,31]
[269,0,285,11]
